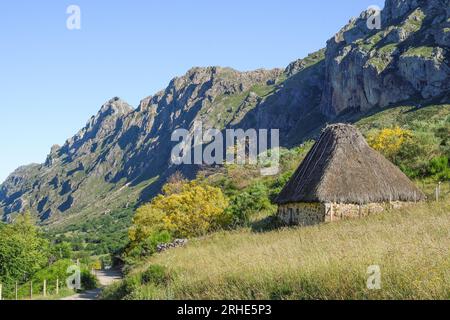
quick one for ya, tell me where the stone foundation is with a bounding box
[278,201,415,226]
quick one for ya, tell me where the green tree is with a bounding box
[0,213,50,287]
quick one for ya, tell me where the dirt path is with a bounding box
[61,269,122,300]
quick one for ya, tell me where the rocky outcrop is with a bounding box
[0,164,41,217]
[320,0,449,117]
[399,46,449,98]
[383,0,421,22]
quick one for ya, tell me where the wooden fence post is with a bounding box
[30,281,33,300]
[0,283,2,301]
[56,278,59,295]
[438,182,441,201]
[15,282,18,300]
[43,280,46,297]
[389,194,392,209]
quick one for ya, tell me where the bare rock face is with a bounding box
[383,0,421,22]
[320,0,450,117]
[399,47,449,98]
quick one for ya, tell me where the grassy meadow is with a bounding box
[102,195,450,300]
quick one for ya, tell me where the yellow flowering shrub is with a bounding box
[367,127,413,161]
[129,181,229,243]
[128,205,166,244]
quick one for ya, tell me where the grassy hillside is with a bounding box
[102,196,449,300]
[356,103,450,135]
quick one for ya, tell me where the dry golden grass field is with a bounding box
[104,195,450,300]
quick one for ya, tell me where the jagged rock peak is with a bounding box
[60,97,133,156]
[98,97,133,116]
[169,66,283,88]
[285,49,326,76]
[138,66,283,112]
[85,97,133,131]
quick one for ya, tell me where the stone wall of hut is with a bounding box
[278,203,326,226]
[278,201,415,226]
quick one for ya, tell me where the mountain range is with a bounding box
[1,0,449,226]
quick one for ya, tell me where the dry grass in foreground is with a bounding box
[103,200,450,300]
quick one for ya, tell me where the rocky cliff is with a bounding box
[320,0,449,116]
[1,0,448,224]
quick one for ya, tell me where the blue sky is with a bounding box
[0,0,384,183]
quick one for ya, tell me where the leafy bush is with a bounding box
[141,265,171,286]
[428,156,450,179]
[226,183,274,226]
[102,277,138,300]
[14,259,73,298]
[269,171,294,201]
[13,260,96,298]
[49,242,73,262]
[81,269,98,290]
[125,230,172,263]
[396,132,437,178]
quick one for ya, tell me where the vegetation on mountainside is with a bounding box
[367,44,397,73]
[49,207,134,256]
[402,46,436,58]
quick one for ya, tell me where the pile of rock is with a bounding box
[156,239,188,253]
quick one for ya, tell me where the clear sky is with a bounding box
[0,0,384,183]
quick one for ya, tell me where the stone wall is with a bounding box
[278,201,416,226]
[278,202,326,226]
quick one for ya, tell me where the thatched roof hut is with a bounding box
[275,123,426,206]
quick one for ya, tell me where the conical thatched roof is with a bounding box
[275,124,426,205]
